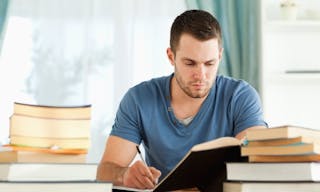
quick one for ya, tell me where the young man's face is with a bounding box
[168,33,223,98]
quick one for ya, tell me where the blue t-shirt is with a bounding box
[110,74,267,180]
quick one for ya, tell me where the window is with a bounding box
[0,0,186,162]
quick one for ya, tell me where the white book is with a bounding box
[0,163,97,181]
[0,181,111,192]
[224,182,320,192]
[226,162,320,181]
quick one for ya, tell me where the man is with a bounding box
[96,10,267,189]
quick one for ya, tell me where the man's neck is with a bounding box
[170,77,208,120]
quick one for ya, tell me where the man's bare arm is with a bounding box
[96,136,135,184]
[96,135,161,189]
[96,161,128,185]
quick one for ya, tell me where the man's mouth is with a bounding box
[192,83,205,89]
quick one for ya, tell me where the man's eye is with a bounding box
[185,62,194,66]
[206,62,215,66]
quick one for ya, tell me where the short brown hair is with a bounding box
[170,10,222,53]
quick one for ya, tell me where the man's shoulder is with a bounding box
[214,75,259,101]
[216,75,249,86]
[131,74,171,92]
[125,74,172,101]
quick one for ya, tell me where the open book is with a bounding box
[152,137,246,192]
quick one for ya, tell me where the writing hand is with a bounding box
[123,160,161,189]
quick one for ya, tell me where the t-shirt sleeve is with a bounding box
[110,89,142,144]
[230,82,268,136]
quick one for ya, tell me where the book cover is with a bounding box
[226,162,320,181]
[13,102,91,119]
[153,137,247,192]
[0,181,111,192]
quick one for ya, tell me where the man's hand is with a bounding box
[123,160,161,189]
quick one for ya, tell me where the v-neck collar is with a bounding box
[164,74,217,134]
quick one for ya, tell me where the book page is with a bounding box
[191,137,240,152]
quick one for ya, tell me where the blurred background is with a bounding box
[0,0,319,162]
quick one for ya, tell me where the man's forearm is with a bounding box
[96,162,128,186]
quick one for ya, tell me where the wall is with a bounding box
[261,0,320,128]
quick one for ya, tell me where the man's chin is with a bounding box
[189,92,208,99]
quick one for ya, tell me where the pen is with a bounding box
[136,145,147,165]
[136,145,159,185]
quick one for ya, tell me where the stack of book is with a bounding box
[0,103,113,191]
[2,102,91,163]
[223,125,320,192]
[242,125,320,162]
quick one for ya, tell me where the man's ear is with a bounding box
[166,48,175,66]
[219,47,224,62]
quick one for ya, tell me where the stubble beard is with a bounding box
[174,71,211,99]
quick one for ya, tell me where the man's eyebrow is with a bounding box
[205,59,217,63]
[181,57,217,63]
[181,57,195,61]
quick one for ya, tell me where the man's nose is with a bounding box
[193,64,206,79]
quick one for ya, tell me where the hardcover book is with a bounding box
[0,181,111,192]
[152,137,246,192]
[248,154,320,163]
[226,162,320,181]
[246,125,320,141]
[0,163,97,181]
[9,135,90,149]
[241,142,320,156]
[247,136,320,147]
[10,114,90,139]
[0,149,86,163]
[223,182,320,192]
[13,102,91,119]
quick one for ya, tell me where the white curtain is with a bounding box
[0,0,186,162]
